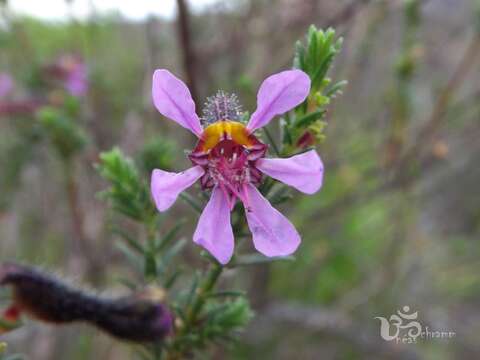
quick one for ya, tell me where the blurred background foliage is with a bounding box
[1,0,480,359]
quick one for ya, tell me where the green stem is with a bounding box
[186,262,223,325]
[166,262,223,359]
[144,215,159,281]
[262,127,280,157]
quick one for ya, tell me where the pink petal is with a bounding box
[66,72,88,97]
[0,73,14,98]
[152,69,203,137]
[193,187,234,264]
[151,166,204,212]
[243,185,300,257]
[246,70,311,132]
[255,150,324,194]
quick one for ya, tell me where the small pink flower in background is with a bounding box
[62,56,88,97]
[0,73,42,116]
[47,55,88,97]
[0,73,14,98]
[150,69,324,264]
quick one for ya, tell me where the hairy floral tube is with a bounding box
[0,263,173,342]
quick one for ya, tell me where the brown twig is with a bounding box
[325,0,372,29]
[398,34,480,170]
[176,0,199,104]
[63,161,102,283]
[307,33,480,226]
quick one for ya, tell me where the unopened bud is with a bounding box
[0,263,174,342]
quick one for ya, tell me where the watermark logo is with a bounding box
[374,306,456,344]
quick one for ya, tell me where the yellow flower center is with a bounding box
[200,121,253,152]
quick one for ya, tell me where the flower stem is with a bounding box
[187,262,223,324]
[165,262,223,359]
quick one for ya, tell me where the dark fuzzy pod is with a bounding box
[0,263,173,342]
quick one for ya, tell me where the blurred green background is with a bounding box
[1,0,480,359]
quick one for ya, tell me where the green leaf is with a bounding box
[164,268,183,289]
[294,26,343,95]
[158,238,188,272]
[184,271,201,308]
[180,192,203,213]
[115,242,143,271]
[207,291,246,298]
[295,109,326,128]
[262,127,280,157]
[171,303,187,322]
[203,298,254,336]
[280,117,294,145]
[96,147,155,221]
[325,80,348,98]
[112,227,144,254]
[308,27,318,74]
[155,220,185,253]
[293,40,305,70]
[144,251,157,279]
[268,186,293,205]
[136,137,177,174]
[37,107,88,159]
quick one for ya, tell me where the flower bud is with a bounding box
[0,263,174,342]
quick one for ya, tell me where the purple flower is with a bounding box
[0,73,14,98]
[150,69,324,264]
[48,55,88,97]
[62,56,88,97]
